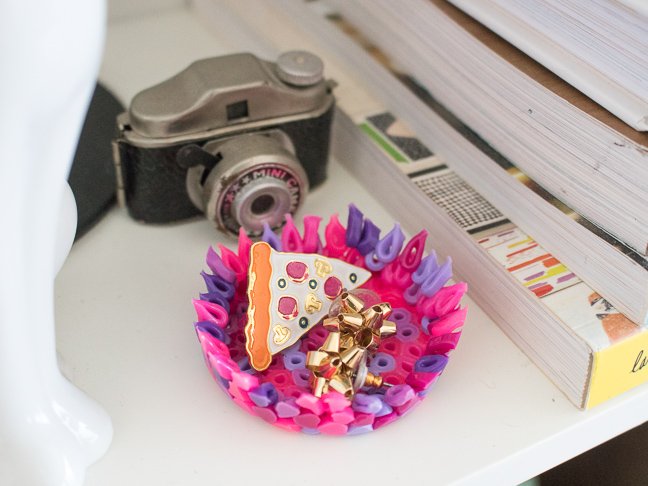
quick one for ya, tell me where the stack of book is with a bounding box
[192,0,648,408]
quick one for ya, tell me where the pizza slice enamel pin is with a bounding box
[245,241,371,371]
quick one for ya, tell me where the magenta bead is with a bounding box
[426,332,462,354]
[399,230,428,270]
[324,214,347,258]
[281,214,303,252]
[192,299,229,328]
[218,244,247,284]
[237,227,252,268]
[302,215,323,253]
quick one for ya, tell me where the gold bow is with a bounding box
[306,291,396,397]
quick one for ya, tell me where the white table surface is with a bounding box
[55,4,648,486]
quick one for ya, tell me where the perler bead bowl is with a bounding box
[192,205,467,435]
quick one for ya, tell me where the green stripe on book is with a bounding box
[359,122,407,162]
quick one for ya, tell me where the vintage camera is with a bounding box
[113,51,335,236]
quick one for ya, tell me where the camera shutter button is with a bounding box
[276,51,324,86]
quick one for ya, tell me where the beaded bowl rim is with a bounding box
[192,207,467,435]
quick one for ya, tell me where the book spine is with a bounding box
[587,332,648,408]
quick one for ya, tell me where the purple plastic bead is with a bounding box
[365,252,386,271]
[356,219,381,255]
[199,292,231,313]
[421,316,434,334]
[414,354,449,374]
[375,399,393,417]
[237,357,254,374]
[291,369,311,388]
[346,204,364,247]
[352,393,382,414]
[403,283,422,305]
[390,308,412,326]
[248,382,279,408]
[396,322,420,342]
[201,271,236,300]
[216,374,230,391]
[262,223,282,251]
[206,246,236,283]
[195,321,227,343]
[301,428,321,435]
[411,252,438,286]
[374,224,405,263]
[365,252,387,271]
[368,353,396,374]
[421,257,452,297]
[347,424,373,435]
[275,399,300,418]
[283,351,307,371]
[384,384,416,407]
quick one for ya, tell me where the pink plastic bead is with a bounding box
[237,228,252,269]
[228,381,251,404]
[394,396,421,416]
[296,393,326,415]
[275,418,301,432]
[426,307,467,337]
[323,214,347,258]
[302,215,323,253]
[293,413,321,429]
[231,370,260,391]
[425,332,462,355]
[374,413,398,429]
[192,299,229,328]
[209,354,238,381]
[253,406,278,424]
[281,214,304,252]
[322,392,351,413]
[318,419,348,436]
[399,230,428,271]
[380,260,412,289]
[219,244,247,285]
[406,371,440,391]
[351,412,375,427]
[197,330,230,358]
[331,408,355,425]
[417,282,467,318]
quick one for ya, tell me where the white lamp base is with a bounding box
[0,1,112,484]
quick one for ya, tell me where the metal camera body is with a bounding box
[113,51,336,236]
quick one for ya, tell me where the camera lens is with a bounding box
[186,132,309,237]
[250,194,275,215]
